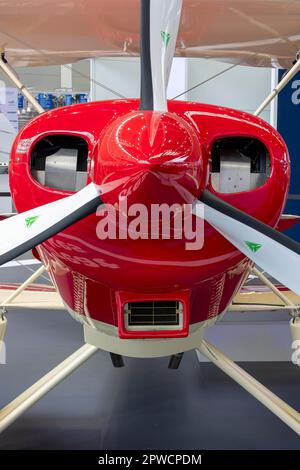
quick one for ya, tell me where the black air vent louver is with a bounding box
[126,301,180,327]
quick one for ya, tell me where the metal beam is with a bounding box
[0,57,44,114]
[252,266,300,317]
[254,57,300,117]
[0,265,46,309]
[197,340,300,435]
[0,344,98,433]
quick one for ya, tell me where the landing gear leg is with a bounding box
[196,340,300,435]
[0,344,98,433]
[168,352,184,369]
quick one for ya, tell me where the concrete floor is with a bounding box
[0,307,299,450]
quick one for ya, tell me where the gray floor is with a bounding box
[0,307,299,450]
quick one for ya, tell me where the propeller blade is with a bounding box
[194,190,300,296]
[140,0,182,112]
[0,183,101,267]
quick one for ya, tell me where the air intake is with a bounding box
[124,301,183,331]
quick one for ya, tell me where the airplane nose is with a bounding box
[94,110,208,207]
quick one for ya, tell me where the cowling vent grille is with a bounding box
[124,301,183,331]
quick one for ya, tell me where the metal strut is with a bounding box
[0,264,47,311]
[254,55,300,117]
[0,54,44,114]
[197,340,300,435]
[0,344,98,433]
[0,313,7,363]
[251,266,300,319]
[0,264,48,365]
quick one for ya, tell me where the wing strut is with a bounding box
[0,53,44,114]
[254,55,300,117]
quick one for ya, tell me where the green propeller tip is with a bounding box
[161,31,171,47]
[245,241,262,253]
[25,215,39,228]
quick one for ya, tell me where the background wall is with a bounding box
[91,57,272,122]
[16,60,91,94]
[91,57,187,102]
[186,58,272,122]
[277,69,300,243]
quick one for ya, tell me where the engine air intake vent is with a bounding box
[30,134,88,192]
[124,301,183,331]
[211,137,271,194]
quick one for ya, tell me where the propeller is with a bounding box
[0,183,101,267]
[194,190,300,296]
[0,0,184,268]
[140,0,182,112]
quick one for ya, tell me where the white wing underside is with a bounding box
[0,284,65,310]
[1,0,300,68]
[0,282,298,312]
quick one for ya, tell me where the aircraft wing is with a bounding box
[1,278,298,313]
[229,285,300,312]
[0,283,65,310]
[0,0,300,68]
[2,281,298,312]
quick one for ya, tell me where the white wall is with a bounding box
[186,58,272,122]
[91,57,272,122]
[91,57,140,101]
[91,57,188,102]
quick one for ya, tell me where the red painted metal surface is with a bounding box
[95,110,206,207]
[9,99,290,338]
[277,215,300,232]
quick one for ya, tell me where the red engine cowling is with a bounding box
[9,99,289,345]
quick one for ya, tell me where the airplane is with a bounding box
[0,0,299,436]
